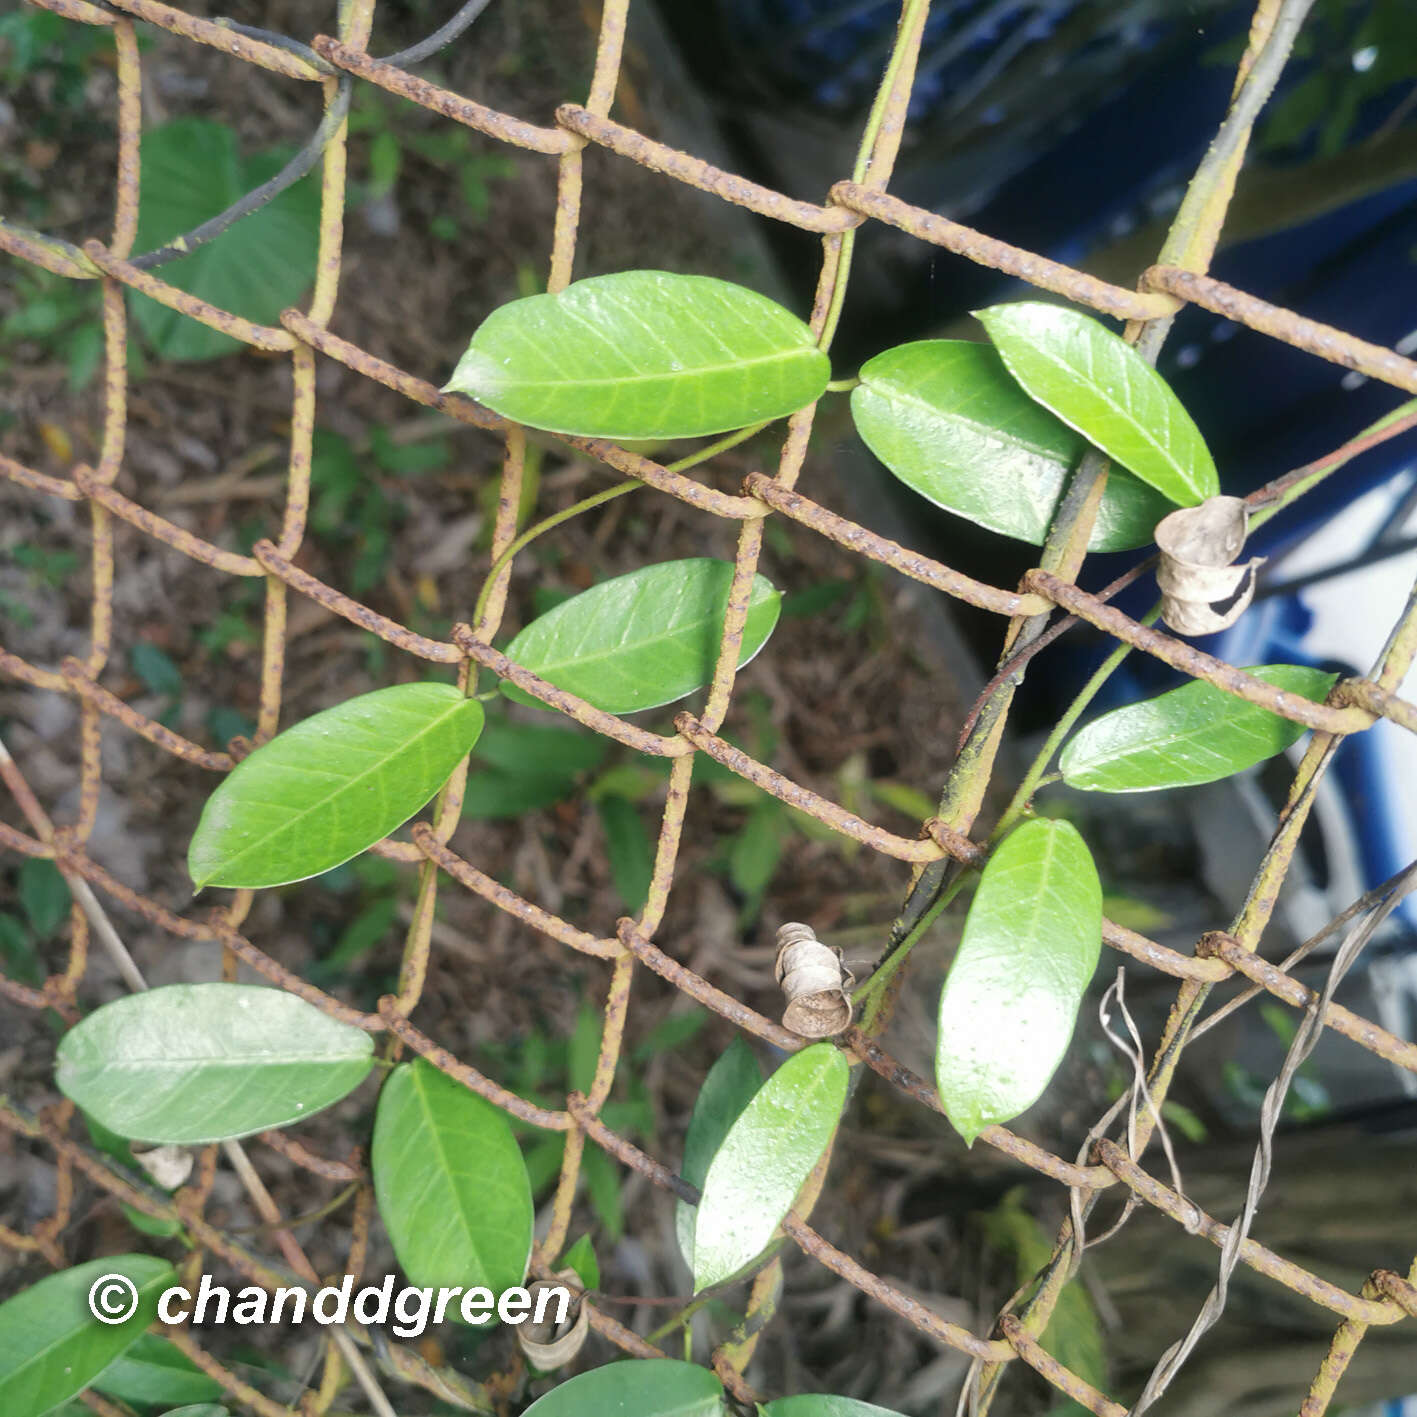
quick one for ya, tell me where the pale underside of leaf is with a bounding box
[55,984,374,1144]
[936,820,1101,1144]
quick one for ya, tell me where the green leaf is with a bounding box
[130,119,319,362]
[0,1254,175,1416]
[975,303,1218,505]
[19,857,70,939]
[123,1205,185,1239]
[936,819,1101,1145]
[851,341,1174,552]
[188,681,485,889]
[980,1189,1105,1417]
[560,1234,599,1291]
[675,1037,763,1270]
[582,1143,625,1242]
[94,1333,222,1408]
[760,1399,908,1417]
[443,270,830,439]
[1059,665,1337,793]
[520,1359,725,1417]
[463,717,608,819]
[55,983,374,1144]
[503,559,780,716]
[693,1043,847,1293]
[372,1059,533,1301]
[598,795,654,914]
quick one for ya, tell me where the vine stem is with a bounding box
[992,604,1162,842]
[468,421,769,632]
[816,0,931,351]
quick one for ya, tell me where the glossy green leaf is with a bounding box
[95,1334,222,1408]
[1059,665,1337,793]
[0,1254,175,1416]
[521,1359,725,1417]
[372,1059,533,1301]
[130,119,319,362]
[675,1037,763,1270]
[975,303,1218,505]
[936,819,1101,1145]
[443,270,830,439]
[852,341,1174,551]
[693,1042,847,1293]
[56,983,374,1144]
[502,559,781,715]
[760,1398,907,1417]
[188,682,485,889]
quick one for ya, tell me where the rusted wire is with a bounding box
[5,0,1417,1413]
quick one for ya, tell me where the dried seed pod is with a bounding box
[1155,495,1265,636]
[775,922,854,1039]
[516,1269,589,1369]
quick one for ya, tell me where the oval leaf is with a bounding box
[372,1059,534,1301]
[503,559,781,715]
[675,1037,763,1270]
[761,1399,908,1417]
[852,341,1174,552]
[975,303,1218,505]
[693,1042,848,1293]
[188,682,485,889]
[94,1334,222,1409]
[936,819,1101,1145]
[522,1359,724,1417]
[0,1255,175,1416]
[443,270,830,439]
[56,983,374,1144]
[1059,664,1337,793]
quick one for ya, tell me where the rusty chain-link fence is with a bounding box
[5,0,1417,1412]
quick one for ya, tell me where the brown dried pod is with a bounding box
[775,922,854,1039]
[1155,495,1265,636]
[516,1269,589,1370]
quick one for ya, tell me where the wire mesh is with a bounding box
[4,0,1417,1412]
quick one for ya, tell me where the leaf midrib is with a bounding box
[1007,338,1207,497]
[483,344,822,391]
[517,590,773,679]
[0,1272,168,1399]
[862,378,1071,466]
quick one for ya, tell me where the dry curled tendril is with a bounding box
[775,922,855,1039]
[1155,495,1265,636]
